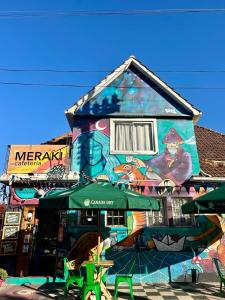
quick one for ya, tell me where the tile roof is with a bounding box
[42,132,72,145]
[195,125,225,177]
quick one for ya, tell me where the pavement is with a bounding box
[0,282,224,299]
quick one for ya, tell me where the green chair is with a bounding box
[114,257,136,300]
[82,262,101,300]
[213,258,225,292]
[64,257,84,297]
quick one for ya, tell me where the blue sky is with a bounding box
[0,0,225,172]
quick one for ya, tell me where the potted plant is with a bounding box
[0,268,8,287]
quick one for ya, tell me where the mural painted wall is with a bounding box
[72,118,200,186]
[69,112,225,283]
[62,209,225,283]
[76,67,192,117]
[10,187,67,205]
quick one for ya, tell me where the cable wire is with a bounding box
[0,80,224,90]
[0,67,224,74]
[0,8,224,18]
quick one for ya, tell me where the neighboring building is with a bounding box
[0,56,225,282]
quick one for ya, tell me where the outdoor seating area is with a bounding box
[61,254,225,299]
[64,255,116,299]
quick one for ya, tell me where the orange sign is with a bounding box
[7,145,70,174]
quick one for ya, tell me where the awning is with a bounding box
[39,181,160,211]
[182,185,225,214]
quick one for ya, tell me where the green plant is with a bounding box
[0,268,8,281]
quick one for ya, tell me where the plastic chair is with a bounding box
[82,262,101,300]
[213,258,225,292]
[64,257,83,297]
[114,257,136,300]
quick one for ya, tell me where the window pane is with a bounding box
[172,198,193,226]
[114,120,155,153]
[80,210,98,226]
[115,123,133,151]
[106,210,125,226]
[147,198,166,226]
[133,123,152,151]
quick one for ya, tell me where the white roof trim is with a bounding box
[65,55,201,127]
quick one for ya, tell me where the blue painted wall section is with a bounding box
[76,67,192,117]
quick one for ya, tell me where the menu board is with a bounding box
[4,212,21,225]
[2,226,19,240]
[0,241,17,256]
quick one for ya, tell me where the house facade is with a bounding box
[0,56,224,283]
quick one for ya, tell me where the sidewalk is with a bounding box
[0,282,224,299]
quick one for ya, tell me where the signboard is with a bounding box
[0,241,17,256]
[7,145,70,174]
[2,226,19,239]
[4,212,21,225]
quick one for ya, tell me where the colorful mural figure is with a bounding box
[148,128,192,185]
[113,162,148,186]
[72,130,120,181]
[72,118,198,187]
[113,129,192,186]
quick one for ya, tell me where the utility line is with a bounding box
[0,8,224,18]
[0,80,224,90]
[0,67,225,74]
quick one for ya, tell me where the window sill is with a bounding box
[110,150,158,155]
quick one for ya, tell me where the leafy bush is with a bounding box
[0,268,8,281]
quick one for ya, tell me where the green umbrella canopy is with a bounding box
[39,182,160,211]
[182,185,225,214]
[196,185,225,203]
[181,199,215,214]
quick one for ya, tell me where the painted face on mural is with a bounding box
[167,143,179,156]
[82,138,103,165]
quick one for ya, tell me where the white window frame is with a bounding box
[105,210,127,227]
[171,197,195,227]
[77,210,99,227]
[110,118,158,155]
[146,198,168,227]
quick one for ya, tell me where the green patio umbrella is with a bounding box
[182,185,225,214]
[39,181,160,263]
[39,181,160,211]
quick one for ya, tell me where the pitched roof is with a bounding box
[65,55,201,128]
[194,125,225,177]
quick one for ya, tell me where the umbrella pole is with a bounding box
[97,211,101,265]
[97,234,100,265]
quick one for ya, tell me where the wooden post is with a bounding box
[97,234,100,265]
